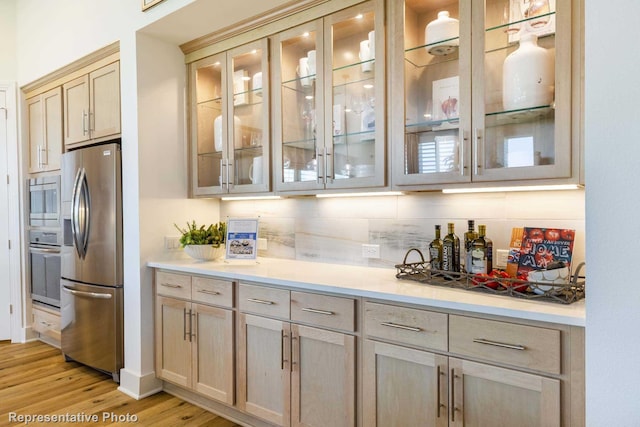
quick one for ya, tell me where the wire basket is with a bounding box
[395,248,585,304]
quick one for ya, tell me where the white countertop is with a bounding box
[147,257,586,327]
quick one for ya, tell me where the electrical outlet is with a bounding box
[496,249,509,269]
[362,244,380,259]
[258,238,268,250]
[164,236,181,250]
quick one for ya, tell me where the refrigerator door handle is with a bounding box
[71,168,90,259]
[78,169,91,257]
[62,286,113,299]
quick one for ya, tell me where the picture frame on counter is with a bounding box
[225,218,259,260]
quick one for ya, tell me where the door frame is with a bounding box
[1,82,25,342]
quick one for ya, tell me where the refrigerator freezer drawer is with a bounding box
[60,279,123,381]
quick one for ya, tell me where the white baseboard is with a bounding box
[117,368,163,400]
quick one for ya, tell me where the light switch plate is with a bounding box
[362,244,380,259]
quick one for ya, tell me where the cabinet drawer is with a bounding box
[364,302,447,351]
[449,315,561,374]
[33,307,61,341]
[291,291,356,332]
[192,276,234,308]
[156,271,192,299]
[239,283,290,319]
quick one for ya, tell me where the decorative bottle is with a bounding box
[442,222,460,273]
[502,33,555,111]
[470,225,493,274]
[463,220,477,273]
[429,225,443,270]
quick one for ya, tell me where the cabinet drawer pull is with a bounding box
[380,322,422,332]
[161,283,182,289]
[247,297,274,305]
[301,307,334,316]
[473,338,526,351]
[197,289,220,296]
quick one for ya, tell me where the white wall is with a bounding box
[585,0,640,423]
[0,1,17,80]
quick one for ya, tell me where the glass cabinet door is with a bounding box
[325,1,385,189]
[473,0,571,181]
[273,20,324,192]
[391,0,472,187]
[191,53,227,196]
[227,39,270,193]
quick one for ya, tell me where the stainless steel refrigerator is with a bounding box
[60,141,123,382]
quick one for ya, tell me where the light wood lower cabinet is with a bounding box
[155,272,234,405]
[237,283,357,427]
[363,301,580,427]
[32,304,61,347]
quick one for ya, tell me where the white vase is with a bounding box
[425,11,459,55]
[502,33,555,111]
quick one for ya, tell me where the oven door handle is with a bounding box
[29,247,61,254]
[62,286,112,299]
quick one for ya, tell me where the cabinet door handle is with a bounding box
[247,297,274,305]
[436,365,442,418]
[316,147,324,183]
[461,130,468,175]
[380,321,422,332]
[291,334,298,368]
[160,283,182,289]
[190,310,196,342]
[450,368,459,422]
[219,159,225,189]
[183,308,189,341]
[472,338,526,351]
[324,147,333,182]
[474,128,482,175]
[281,329,288,370]
[301,307,334,316]
[39,146,48,166]
[226,158,233,189]
[197,289,220,296]
[82,110,88,135]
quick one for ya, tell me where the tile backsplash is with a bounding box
[220,190,585,270]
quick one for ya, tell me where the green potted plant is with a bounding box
[174,221,227,261]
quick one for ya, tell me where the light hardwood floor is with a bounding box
[0,340,241,426]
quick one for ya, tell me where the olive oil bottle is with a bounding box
[442,222,460,273]
[470,224,493,274]
[463,220,478,273]
[428,225,443,270]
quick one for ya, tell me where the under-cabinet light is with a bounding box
[316,191,404,198]
[442,184,583,194]
[221,196,282,201]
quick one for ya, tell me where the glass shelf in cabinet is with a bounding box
[282,75,317,89]
[283,138,316,151]
[332,130,375,144]
[198,151,224,158]
[405,47,459,69]
[197,98,223,111]
[485,11,555,33]
[485,104,553,127]
[405,118,460,134]
[233,145,264,155]
[332,61,376,85]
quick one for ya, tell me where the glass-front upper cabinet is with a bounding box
[274,1,385,192]
[391,0,471,186]
[473,0,571,182]
[190,39,269,196]
[191,53,226,196]
[273,20,324,192]
[392,0,573,188]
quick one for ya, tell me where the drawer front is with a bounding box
[449,315,561,374]
[364,302,448,351]
[192,276,234,308]
[156,271,192,299]
[33,307,61,341]
[239,283,290,319]
[291,291,356,332]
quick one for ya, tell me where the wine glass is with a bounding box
[502,2,522,34]
[521,0,551,29]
